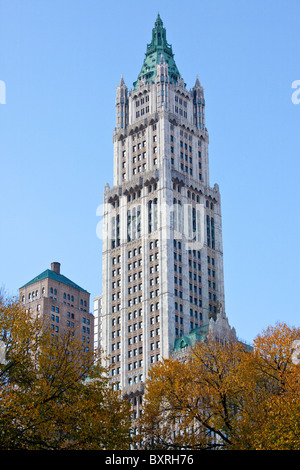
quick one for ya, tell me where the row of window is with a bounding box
[175,106,187,118]
[111,312,159,333]
[113,256,213,277]
[51,311,90,323]
[131,153,146,164]
[136,106,149,118]
[24,288,87,308]
[50,325,91,341]
[131,140,146,153]
[114,189,212,216]
[133,91,203,120]
[127,248,142,263]
[135,95,149,107]
[113,277,210,305]
[132,163,146,174]
[111,374,144,387]
[50,314,90,333]
[127,190,141,202]
[175,95,187,107]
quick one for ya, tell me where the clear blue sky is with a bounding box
[0,0,299,344]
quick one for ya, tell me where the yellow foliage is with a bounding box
[138,323,300,450]
[0,297,132,450]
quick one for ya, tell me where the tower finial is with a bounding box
[195,75,201,88]
[119,74,125,86]
[155,12,163,26]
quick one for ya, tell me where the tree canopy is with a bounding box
[1,293,299,450]
[137,323,300,450]
[0,296,132,450]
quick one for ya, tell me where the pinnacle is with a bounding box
[156,12,163,25]
[119,74,125,86]
[194,75,201,88]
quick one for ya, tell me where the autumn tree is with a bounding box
[234,323,300,449]
[138,323,300,450]
[137,339,247,449]
[0,296,132,450]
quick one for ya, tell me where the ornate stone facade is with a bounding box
[96,16,234,409]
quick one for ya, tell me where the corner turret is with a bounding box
[192,75,205,129]
[115,75,128,130]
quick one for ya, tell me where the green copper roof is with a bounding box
[20,269,89,293]
[133,14,181,89]
[174,325,209,351]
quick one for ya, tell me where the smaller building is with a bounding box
[19,262,93,350]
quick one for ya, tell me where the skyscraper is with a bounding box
[97,15,235,402]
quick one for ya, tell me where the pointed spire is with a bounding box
[155,12,163,27]
[119,74,125,87]
[194,75,201,88]
[133,14,181,89]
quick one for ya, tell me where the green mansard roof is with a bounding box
[173,325,209,351]
[20,269,89,293]
[133,14,181,89]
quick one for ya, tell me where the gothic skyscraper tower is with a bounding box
[96,15,234,400]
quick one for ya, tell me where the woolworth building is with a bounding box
[94,15,236,410]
